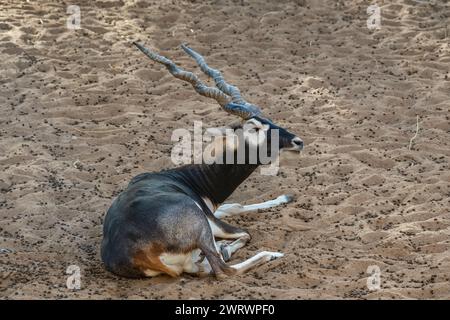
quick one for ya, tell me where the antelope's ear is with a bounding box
[245,118,269,131]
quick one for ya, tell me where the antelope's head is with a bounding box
[133,42,303,163]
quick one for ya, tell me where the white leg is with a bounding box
[230,251,284,275]
[214,194,294,219]
[216,238,248,262]
[185,247,284,277]
[207,217,249,239]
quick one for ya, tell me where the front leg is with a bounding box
[207,215,251,261]
[208,215,250,240]
[216,238,248,262]
[214,194,294,219]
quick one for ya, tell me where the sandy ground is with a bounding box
[0,0,449,299]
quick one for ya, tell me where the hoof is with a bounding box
[267,252,284,261]
[278,194,294,204]
[220,245,231,262]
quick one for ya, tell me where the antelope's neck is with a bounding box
[173,163,259,207]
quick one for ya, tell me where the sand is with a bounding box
[0,0,449,299]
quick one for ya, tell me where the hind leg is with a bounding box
[195,224,238,279]
[185,239,284,278]
[200,245,284,278]
[230,251,284,275]
[195,225,284,279]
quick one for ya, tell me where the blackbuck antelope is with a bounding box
[100,42,304,279]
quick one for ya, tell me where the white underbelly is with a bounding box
[159,249,204,275]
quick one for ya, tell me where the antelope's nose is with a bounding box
[291,137,304,150]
